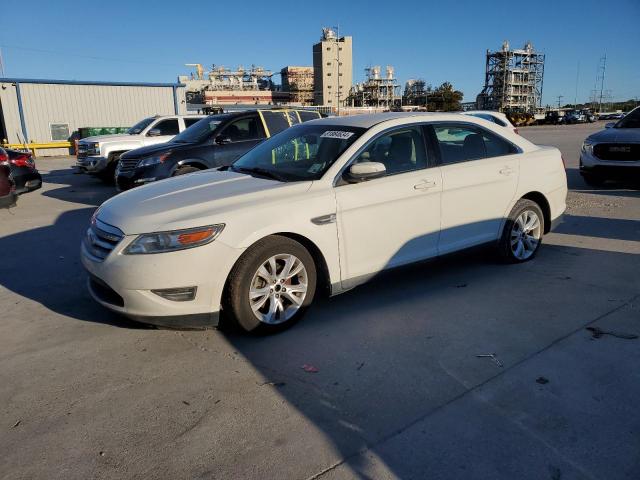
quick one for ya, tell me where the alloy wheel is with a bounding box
[510,210,542,260]
[249,254,308,324]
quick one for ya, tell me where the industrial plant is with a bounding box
[476,41,545,113]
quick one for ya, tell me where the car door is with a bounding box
[334,125,442,288]
[212,114,266,166]
[142,118,180,146]
[428,122,520,254]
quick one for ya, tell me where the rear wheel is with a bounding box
[224,236,317,333]
[497,199,544,263]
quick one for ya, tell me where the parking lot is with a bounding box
[1,122,639,479]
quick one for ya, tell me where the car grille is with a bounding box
[117,158,140,173]
[77,143,88,159]
[84,219,124,261]
[593,143,639,161]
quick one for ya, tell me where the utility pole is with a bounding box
[574,61,580,107]
[0,48,5,77]
[335,24,340,116]
[597,54,607,114]
[557,95,563,110]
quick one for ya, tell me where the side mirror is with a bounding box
[215,135,232,145]
[147,128,162,137]
[605,122,615,129]
[344,162,386,183]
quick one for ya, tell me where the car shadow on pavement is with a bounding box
[555,214,640,242]
[219,239,640,479]
[566,167,640,196]
[0,207,148,329]
[41,167,116,207]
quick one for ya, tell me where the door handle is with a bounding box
[499,166,515,176]
[414,180,437,190]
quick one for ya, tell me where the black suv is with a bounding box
[115,109,321,191]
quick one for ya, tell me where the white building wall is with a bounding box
[0,80,187,156]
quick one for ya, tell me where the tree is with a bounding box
[426,82,464,111]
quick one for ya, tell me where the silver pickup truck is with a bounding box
[76,115,205,181]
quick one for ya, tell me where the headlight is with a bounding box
[138,152,171,167]
[87,142,100,154]
[123,224,225,254]
[581,141,594,154]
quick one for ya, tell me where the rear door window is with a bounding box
[432,124,517,164]
[261,111,291,136]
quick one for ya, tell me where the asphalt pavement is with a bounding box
[0,121,638,480]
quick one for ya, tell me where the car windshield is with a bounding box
[231,123,366,182]
[171,115,226,143]
[614,108,639,128]
[127,117,155,135]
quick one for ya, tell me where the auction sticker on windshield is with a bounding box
[320,131,355,139]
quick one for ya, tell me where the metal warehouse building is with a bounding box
[0,78,187,155]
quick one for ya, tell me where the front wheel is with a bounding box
[497,199,544,263]
[224,236,317,333]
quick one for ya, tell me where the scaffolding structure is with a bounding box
[281,66,314,105]
[477,41,545,112]
[403,79,427,106]
[348,66,400,108]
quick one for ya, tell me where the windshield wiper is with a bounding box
[232,166,286,182]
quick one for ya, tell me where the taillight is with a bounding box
[0,151,8,164]
[11,153,34,168]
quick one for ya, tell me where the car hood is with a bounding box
[588,128,640,143]
[80,134,131,143]
[97,170,311,235]
[121,141,192,159]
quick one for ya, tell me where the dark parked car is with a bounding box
[115,109,322,191]
[3,148,42,193]
[0,148,18,208]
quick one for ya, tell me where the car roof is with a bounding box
[312,112,454,128]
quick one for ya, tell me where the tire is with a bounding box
[581,173,606,187]
[173,166,200,176]
[497,199,545,263]
[224,235,317,333]
[97,153,119,184]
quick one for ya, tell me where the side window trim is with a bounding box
[430,121,522,166]
[333,123,433,187]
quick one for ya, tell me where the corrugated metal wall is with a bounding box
[0,81,187,156]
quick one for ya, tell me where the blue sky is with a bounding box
[1,0,639,105]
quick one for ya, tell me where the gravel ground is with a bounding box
[0,122,638,480]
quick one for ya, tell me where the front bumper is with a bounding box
[115,162,172,191]
[580,149,640,178]
[81,233,243,329]
[75,155,109,173]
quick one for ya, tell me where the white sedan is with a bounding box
[81,113,567,332]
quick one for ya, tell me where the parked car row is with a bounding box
[75,114,206,181]
[0,146,42,209]
[115,109,322,190]
[82,112,568,333]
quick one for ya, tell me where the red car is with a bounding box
[0,148,18,208]
[4,148,42,193]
